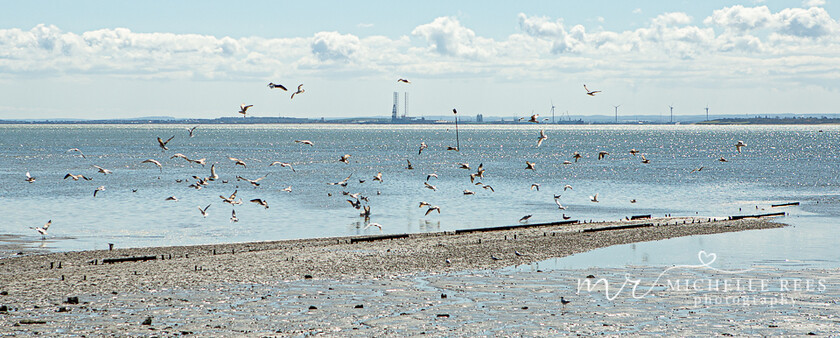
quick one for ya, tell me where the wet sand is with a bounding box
[2,216,828,336]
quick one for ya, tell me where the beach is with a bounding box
[4,216,834,336]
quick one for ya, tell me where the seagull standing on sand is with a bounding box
[238,104,253,117]
[198,204,210,217]
[157,136,175,151]
[29,220,52,239]
[291,84,304,99]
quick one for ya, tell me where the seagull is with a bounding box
[690,166,705,173]
[165,196,178,201]
[598,151,609,160]
[290,84,304,99]
[237,174,268,187]
[238,104,253,117]
[190,158,206,166]
[426,173,438,181]
[425,205,441,216]
[397,78,411,84]
[92,165,112,175]
[418,142,427,154]
[419,201,432,208]
[220,190,238,204]
[640,155,650,164]
[339,154,351,164]
[230,209,239,222]
[269,161,296,172]
[630,199,637,203]
[198,204,210,217]
[564,184,573,191]
[94,185,105,197]
[67,148,86,159]
[281,186,292,193]
[734,140,746,153]
[170,153,189,161]
[295,140,314,146]
[530,183,540,191]
[515,250,526,257]
[491,254,501,261]
[424,182,437,191]
[629,149,639,156]
[584,84,601,96]
[30,220,52,239]
[463,189,475,195]
[562,214,571,220]
[64,173,92,181]
[482,185,495,192]
[562,160,573,165]
[208,164,219,181]
[267,82,288,91]
[186,126,198,138]
[228,157,247,168]
[250,199,269,209]
[372,172,383,183]
[457,163,471,170]
[555,199,567,210]
[141,159,162,172]
[590,193,599,202]
[347,199,362,209]
[573,152,582,162]
[25,172,35,183]
[536,129,547,147]
[157,136,175,151]
[525,161,536,171]
[560,296,571,307]
[405,159,414,170]
[447,146,459,151]
[519,214,532,222]
[452,108,458,115]
[365,222,383,230]
[360,205,371,218]
[528,114,540,123]
[718,157,728,162]
[327,173,353,186]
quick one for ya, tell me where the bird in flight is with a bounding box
[198,204,210,217]
[291,84,304,99]
[165,196,178,201]
[528,114,540,123]
[640,155,650,164]
[269,161,295,172]
[519,214,532,222]
[67,148,86,159]
[157,136,175,151]
[530,183,540,191]
[220,190,239,204]
[397,78,411,84]
[573,152,582,162]
[734,140,746,153]
[141,159,163,172]
[629,149,639,156]
[237,174,268,187]
[424,182,437,191]
[418,142,427,155]
[691,166,705,173]
[94,185,105,197]
[25,172,35,183]
[405,159,414,170]
[30,220,52,239]
[186,126,198,138]
[230,209,239,222]
[238,104,253,117]
[590,193,599,202]
[536,129,547,147]
[92,165,112,175]
[64,173,92,181]
[372,172,383,183]
[250,198,269,209]
[525,161,536,171]
[327,173,353,186]
[339,154,351,164]
[564,184,573,191]
[228,157,247,168]
[267,82,288,91]
[584,84,601,96]
[425,205,441,216]
[295,140,314,146]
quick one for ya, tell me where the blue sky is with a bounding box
[1,1,839,119]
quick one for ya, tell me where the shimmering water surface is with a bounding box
[1,124,838,267]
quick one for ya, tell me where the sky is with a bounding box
[1,0,839,120]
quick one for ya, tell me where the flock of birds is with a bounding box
[24,80,749,242]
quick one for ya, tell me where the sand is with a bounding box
[2,216,834,336]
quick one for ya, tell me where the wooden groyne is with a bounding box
[728,212,786,220]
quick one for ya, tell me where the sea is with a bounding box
[1,124,838,269]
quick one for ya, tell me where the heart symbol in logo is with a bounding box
[698,251,717,266]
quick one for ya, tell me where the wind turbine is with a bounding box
[669,104,674,123]
[705,104,710,121]
[550,100,556,124]
[613,104,621,123]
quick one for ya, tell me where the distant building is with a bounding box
[476,114,484,122]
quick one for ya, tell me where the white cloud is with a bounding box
[632,8,643,14]
[803,0,826,7]
[311,31,360,62]
[411,16,494,58]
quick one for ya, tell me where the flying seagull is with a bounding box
[93,165,112,175]
[397,78,411,84]
[94,185,105,197]
[157,136,175,151]
[198,204,210,217]
[30,220,52,239]
[590,193,599,202]
[269,161,296,172]
[734,140,746,153]
[339,154,351,164]
[228,157,247,168]
[268,82,288,91]
[237,174,268,187]
[291,84,304,99]
[536,129,547,147]
[64,173,92,181]
[67,148,86,159]
[525,161,536,171]
[598,151,609,160]
[230,209,239,222]
[250,198,269,209]
[141,159,163,172]
[584,84,601,96]
[186,126,198,138]
[418,142,427,155]
[295,140,314,146]
[238,104,253,117]
[519,214,533,222]
[425,205,441,216]
[25,172,35,183]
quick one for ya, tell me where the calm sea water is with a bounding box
[1,124,838,267]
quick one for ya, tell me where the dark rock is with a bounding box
[0,291,7,295]
[521,306,529,310]
[586,275,596,279]
[304,274,313,279]
[65,297,79,304]
[308,306,317,310]
[440,294,447,299]
[354,304,364,309]
[141,316,153,325]
[0,305,7,312]
[436,314,450,318]
[57,307,70,313]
